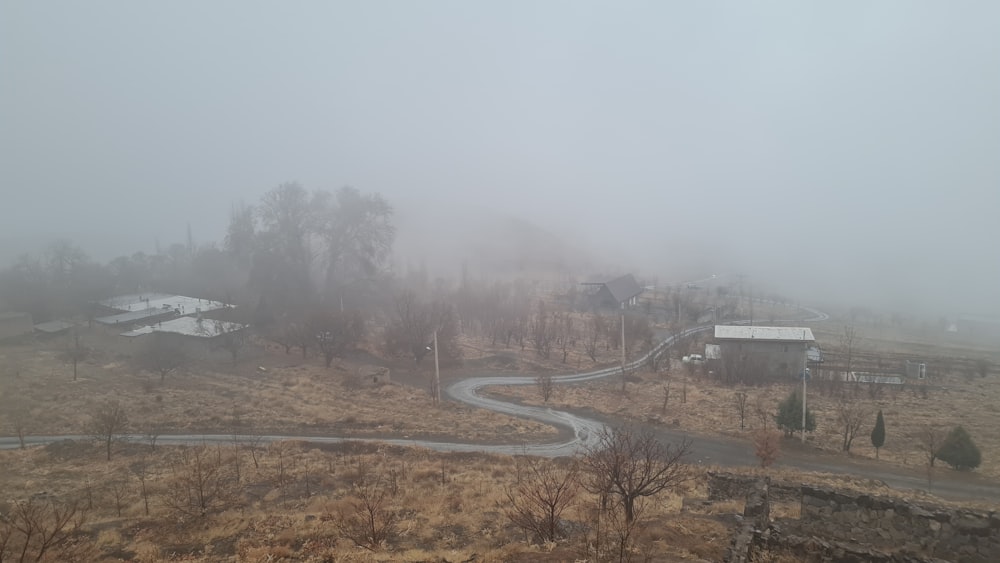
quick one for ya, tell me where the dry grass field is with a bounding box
[0,327,556,444]
[0,439,739,562]
[2,435,976,563]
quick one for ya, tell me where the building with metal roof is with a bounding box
[582,274,644,309]
[713,325,814,380]
[714,326,814,342]
[121,316,246,339]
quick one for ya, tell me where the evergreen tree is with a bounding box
[870,409,886,459]
[936,426,981,470]
[774,390,816,438]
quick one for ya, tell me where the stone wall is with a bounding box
[718,475,998,563]
[707,471,800,503]
[797,485,999,562]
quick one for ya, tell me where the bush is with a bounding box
[936,426,981,470]
[774,391,815,438]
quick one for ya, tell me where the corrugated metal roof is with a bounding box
[121,317,247,338]
[714,326,815,342]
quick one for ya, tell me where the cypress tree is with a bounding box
[870,409,886,459]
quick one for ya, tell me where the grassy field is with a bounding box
[0,439,736,562]
[1,436,977,563]
[0,327,556,444]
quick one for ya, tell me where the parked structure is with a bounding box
[713,325,815,379]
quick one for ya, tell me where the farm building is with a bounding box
[713,325,815,379]
[582,274,644,309]
[0,311,33,341]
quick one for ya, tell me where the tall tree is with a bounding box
[581,426,692,523]
[870,409,886,459]
[88,399,129,461]
[321,186,395,291]
[224,202,257,269]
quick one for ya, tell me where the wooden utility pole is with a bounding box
[433,329,441,403]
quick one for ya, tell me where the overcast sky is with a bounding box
[1,1,998,316]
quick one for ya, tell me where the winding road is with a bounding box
[4,303,1000,500]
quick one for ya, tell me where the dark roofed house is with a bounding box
[583,274,644,309]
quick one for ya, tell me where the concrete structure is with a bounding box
[0,312,33,341]
[714,325,815,379]
[582,274,643,309]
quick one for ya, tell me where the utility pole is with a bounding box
[801,363,810,443]
[621,302,626,369]
[433,329,441,404]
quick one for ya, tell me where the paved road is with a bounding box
[5,304,999,500]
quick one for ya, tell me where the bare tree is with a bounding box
[0,498,86,563]
[916,426,946,468]
[108,478,129,517]
[840,325,857,377]
[59,329,89,381]
[536,374,554,403]
[581,425,692,523]
[88,399,129,461]
[5,403,29,449]
[163,445,236,517]
[752,395,770,429]
[335,473,399,551]
[211,320,248,366]
[584,315,606,362]
[503,457,579,543]
[135,336,188,382]
[836,400,869,452]
[531,300,554,359]
[733,391,749,430]
[130,459,152,516]
[310,308,365,368]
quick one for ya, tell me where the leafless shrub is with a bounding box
[502,457,579,543]
[335,473,398,551]
[836,400,869,452]
[162,445,237,517]
[536,374,554,403]
[752,429,782,468]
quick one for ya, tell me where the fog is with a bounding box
[1,1,997,316]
